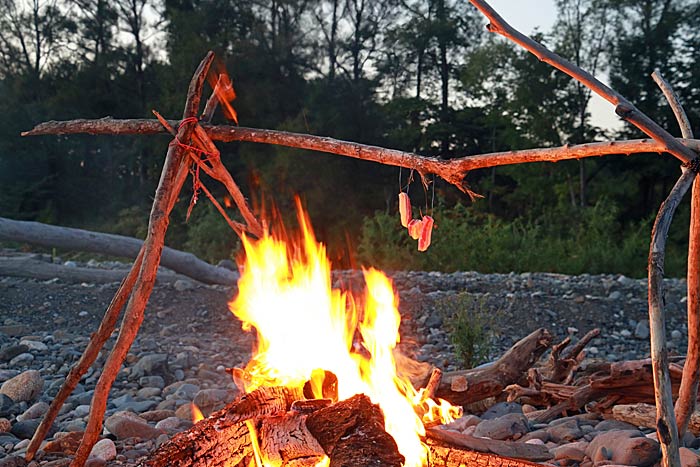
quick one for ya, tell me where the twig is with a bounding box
[422,368,443,402]
[653,69,700,438]
[648,170,693,467]
[21,118,700,196]
[467,0,698,165]
[192,124,263,236]
[652,70,694,139]
[69,52,215,467]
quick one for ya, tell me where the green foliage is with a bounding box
[181,204,240,264]
[434,293,498,368]
[357,199,666,278]
[0,0,698,279]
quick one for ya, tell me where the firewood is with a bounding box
[426,428,552,462]
[144,411,252,467]
[218,386,305,427]
[427,442,545,467]
[305,394,405,467]
[259,413,325,466]
[437,328,552,407]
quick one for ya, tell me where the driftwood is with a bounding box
[652,70,700,438]
[0,217,237,285]
[0,254,186,284]
[614,403,700,437]
[436,328,552,407]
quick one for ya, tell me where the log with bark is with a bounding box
[0,217,237,285]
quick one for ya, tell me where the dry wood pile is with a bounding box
[140,327,700,467]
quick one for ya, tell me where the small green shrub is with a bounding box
[434,293,498,368]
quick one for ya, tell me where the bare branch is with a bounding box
[22,118,700,198]
[467,0,698,165]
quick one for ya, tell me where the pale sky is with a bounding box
[484,0,623,132]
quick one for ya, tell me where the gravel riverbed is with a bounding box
[0,256,695,466]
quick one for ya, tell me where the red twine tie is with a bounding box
[169,117,220,220]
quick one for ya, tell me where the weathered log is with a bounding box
[437,328,552,407]
[428,442,545,467]
[0,216,237,285]
[614,403,700,437]
[0,254,185,284]
[426,428,552,462]
[305,394,405,467]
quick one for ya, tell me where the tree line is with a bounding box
[1,0,699,276]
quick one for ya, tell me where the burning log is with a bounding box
[258,413,326,466]
[306,394,405,467]
[427,443,546,467]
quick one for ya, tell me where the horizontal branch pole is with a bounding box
[22,118,700,189]
[467,0,698,165]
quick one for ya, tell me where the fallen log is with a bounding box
[0,217,237,285]
[428,442,545,467]
[426,428,552,462]
[0,255,184,284]
[437,328,552,407]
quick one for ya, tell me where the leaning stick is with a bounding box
[653,70,700,438]
[24,247,145,461]
[466,0,698,166]
[70,52,215,467]
[648,171,693,467]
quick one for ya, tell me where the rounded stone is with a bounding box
[89,438,117,462]
[0,371,43,403]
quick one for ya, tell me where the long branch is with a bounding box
[70,52,214,467]
[648,170,693,467]
[653,69,700,438]
[21,118,700,191]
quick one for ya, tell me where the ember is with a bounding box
[229,200,460,467]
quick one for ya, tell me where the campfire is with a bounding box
[148,202,462,467]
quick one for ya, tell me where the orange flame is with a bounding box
[191,403,204,423]
[224,195,233,208]
[207,71,238,124]
[229,201,460,467]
